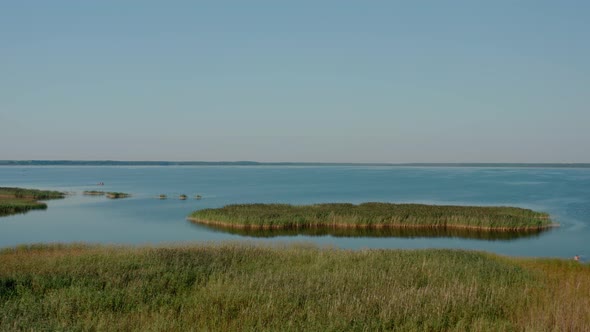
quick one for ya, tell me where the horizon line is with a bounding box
[1,160,590,168]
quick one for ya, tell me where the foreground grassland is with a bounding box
[0,187,64,217]
[0,244,588,331]
[190,203,553,231]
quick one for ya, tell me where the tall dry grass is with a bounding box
[1,244,588,331]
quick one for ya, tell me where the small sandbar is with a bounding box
[106,192,131,199]
[83,190,106,196]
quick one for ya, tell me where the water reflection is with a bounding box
[189,222,552,241]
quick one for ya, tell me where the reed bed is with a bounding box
[0,187,64,200]
[0,187,64,217]
[189,203,553,231]
[0,244,587,331]
[0,199,46,216]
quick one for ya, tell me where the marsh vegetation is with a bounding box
[0,187,64,217]
[0,188,64,200]
[189,203,554,232]
[0,244,587,331]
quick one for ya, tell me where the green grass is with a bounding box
[0,244,588,331]
[0,187,64,200]
[0,199,47,216]
[189,202,554,231]
[0,187,64,217]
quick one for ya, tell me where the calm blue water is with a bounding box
[0,166,588,258]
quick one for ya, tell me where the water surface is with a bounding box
[0,166,588,258]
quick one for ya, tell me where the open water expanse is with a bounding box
[0,166,589,258]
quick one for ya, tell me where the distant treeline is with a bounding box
[1,160,589,168]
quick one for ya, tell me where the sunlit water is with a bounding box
[1,166,588,258]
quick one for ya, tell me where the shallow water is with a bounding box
[0,166,588,258]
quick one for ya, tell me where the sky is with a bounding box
[1,1,589,163]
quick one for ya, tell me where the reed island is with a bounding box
[189,202,555,232]
[0,187,65,217]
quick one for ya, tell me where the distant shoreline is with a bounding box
[1,160,590,168]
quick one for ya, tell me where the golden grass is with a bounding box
[512,258,590,331]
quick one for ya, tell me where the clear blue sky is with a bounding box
[1,1,589,162]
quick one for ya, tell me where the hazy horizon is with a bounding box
[2,1,589,163]
[3,160,590,167]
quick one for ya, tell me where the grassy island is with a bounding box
[0,187,64,217]
[189,202,554,232]
[0,244,588,331]
[105,192,131,199]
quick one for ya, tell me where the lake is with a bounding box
[0,165,588,258]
